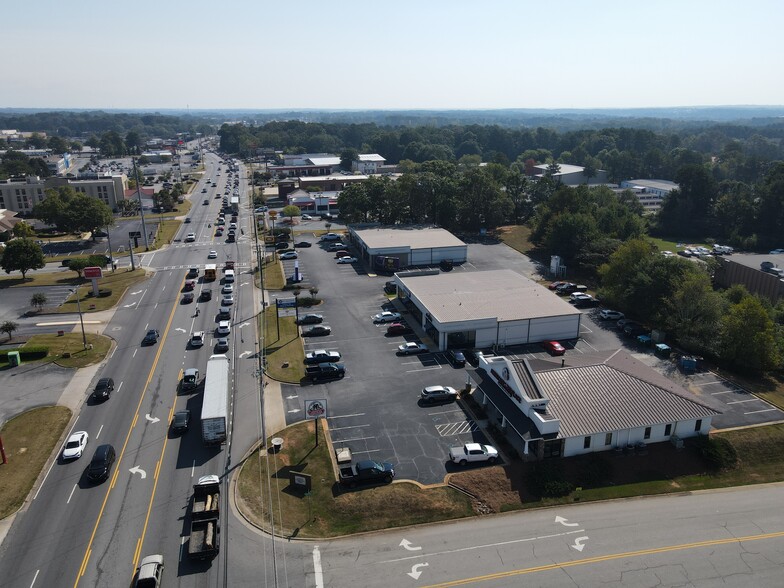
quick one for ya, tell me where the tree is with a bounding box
[0,238,46,280]
[30,292,47,312]
[47,136,70,154]
[664,272,725,353]
[720,296,781,372]
[282,205,301,219]
[67,258,92,278]
[125,131,144,154]
[340,148,359,171]
[0,321,18,341]
[13,221,34,239]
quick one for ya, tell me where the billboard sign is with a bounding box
[83,266,103,279]
[276,298,297,309]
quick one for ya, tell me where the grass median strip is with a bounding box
[26,333,112,368]
[260,306,304,383]
[56,268,147,313]
[0,406,72,519]
[236,420,474,538]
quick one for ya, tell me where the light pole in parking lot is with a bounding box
[132,158,150,251]
[70,284,88,349]
[292,287,301,335]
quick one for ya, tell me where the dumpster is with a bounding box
[7,351,21,367]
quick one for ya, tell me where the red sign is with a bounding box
[83,266,103,279]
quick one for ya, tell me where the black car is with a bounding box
[303,325,331,337]
[463,349,481,367]
[448,350,467,367]
[181,292,194,304]
[92,377,115,401]
[294,241,312,248]
[296,314,323,325]
[142,329,160,345]
[275,242,289,250]
[86,444,116,483]
[624,323,648,337]
[199,289,213,301]
[384,281,397,295]
[171,410,190,434]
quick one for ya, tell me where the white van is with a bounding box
[224,269,235,283]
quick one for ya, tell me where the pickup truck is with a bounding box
[187,475,220,560]
[449,443,499,466]
[305,362,345,382]
[304,350,341,365]
[338,460,395,488]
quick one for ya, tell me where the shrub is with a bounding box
[580,455,614,488]
[0,345,49,361]
[694,435,738,470]
[528,462,575,498]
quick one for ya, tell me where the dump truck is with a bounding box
[187,475,220,560]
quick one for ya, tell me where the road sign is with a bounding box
[83,266,103,279]
[305,399,327,419]
[129,231,142,238]
[276,298,297,308]
[268,210,278,218]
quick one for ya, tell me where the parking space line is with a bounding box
[350,449,382,455]
[694,381,727,386]
[330,424,370,431]
[406,366,443,373]
[726,399,760,405]
[745,408,780,415]
[338,435,375,443]
[329,413,366,419]
[436,421,479,436]
[428,408,466,416]
[711,390,736,395]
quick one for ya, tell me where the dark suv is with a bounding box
[142,329,160,345]
[92,377,115,401]
[86,444,116,483]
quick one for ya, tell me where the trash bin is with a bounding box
[7,351,21,367]
[271,437,284,453]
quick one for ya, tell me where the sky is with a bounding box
[3,0,783,110]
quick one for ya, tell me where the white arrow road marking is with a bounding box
[129,466,147,479]
[555,516,580,527]
[407,563,429,580]
[123,303,137,308]
[571,536,589,552]
[130,290,143,295]
[399,539,422,551]
[145,414,160,424]
[286,394,299,400]
[312,546,324,588]
[239,351,251,358]
[175,328,186,333]
[288,409,301,414]
[238,322,249,329]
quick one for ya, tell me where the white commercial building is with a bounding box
[350,226,467,272]
[532,163,608,185]
[619,179,679,211]
[394,269,581,351]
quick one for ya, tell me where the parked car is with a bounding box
[86,444,116,483]
[62,431,89,460]
[305,349,341,365]
[397,342,429,355]
[142,329,160,345]
[301,213,312,220]
[542,340,566,356]
[327,242,345,252]
[384,281,397,294]
[279,251,298,260]
[296,313,323,325]
[338,460,394,488]
[171,410,190,434]
[373,311,402,323]
[599,309,624,321]
[448,349,467,367]
[92,377,115,401]
[336,256,357,264]
[275,242,289,250]
[303,325,332,337]
[294,241,312,248]
[569,292,592,302]
[449,443,499,466]
[321,233,341,242]
[463,349,482,366]
[624,323,648,337]
[420,385,458,405]
[386,322,412,336]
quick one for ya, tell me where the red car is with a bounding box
[542,340,566,356]
[386,322,412,336]
[183,280,195,291]
[548,281,567,290]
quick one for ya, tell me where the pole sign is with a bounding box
[83,267,103,279]
[276,298,297,308]
[305,399,327,420]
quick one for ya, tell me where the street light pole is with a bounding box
[73,284,87,349]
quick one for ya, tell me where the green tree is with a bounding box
[67,258,92,278]
[340,148,359,171]
[13,221,35,239]
[0,238,46,280]
[47,135,70,153]
[33,186,114,238]
[720,296,781,372]
[282,205,301,219]
[125,131,144,154]
[1,320,18,341]
[30,292,47,312]
[664,272,726,353]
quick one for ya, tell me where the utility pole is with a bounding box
[132,158,150,251]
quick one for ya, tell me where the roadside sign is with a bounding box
[305,399,327,420]
[83,266,103,279]
[276,298,297,309]
[268,210,278,218]
[129,231,142,238]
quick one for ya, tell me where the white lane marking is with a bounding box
[66,484,77,504]
[145,252,156,266]
[109,346,117,359]
[192,460,196,478]
[313,546,324,588]
[144,323,149,330]
[329,424,371,431]
[337,436,375,443]
[34,416,79,500]
[30,570,40,588]
[136,289,147,309]
[711,390,735,395]
[745,408,780,415]
[117,381,123,393]
[726,399,761,405]
[133,349,138,358]
[180,535,186,563]
[379,529,586,564]
[96,424,104,439]
[693,380,726,386]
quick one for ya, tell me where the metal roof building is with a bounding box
[349,226,468,272]
[394,269,581,351]
[472,349,720,459]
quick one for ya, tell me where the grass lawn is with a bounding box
[647,236,713,253]
[55,268,147,313]
[24,333,112,368]
[261,307,305,383]
[257,257,284,290]
[236,420,474,538]
[120,198,192,221]
[0,406,72,519]
[0,271,81,289]
[496,225,536,255]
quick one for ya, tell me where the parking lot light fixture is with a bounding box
[70,284,88,349]
[292,288,301,336]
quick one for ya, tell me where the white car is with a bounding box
[569,292,592,302]
[221,295,234,305]
[216,321,231,335]
[599,309,624,321]
[221,283,234,294]
[373,311,402,323]
[207,250,218,259]
[320,233,341,241]
[279,251,298,260]
[397,342,429,355]
[62,431,89,460]
[336,256,357,264]
[449,443,499,466]
[301,213,312,220]
[190,331,205,347]
[185,233,196,242]
[770,249,784,254]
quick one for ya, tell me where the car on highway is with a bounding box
[62,431,89,460]
[86,444,116,483]
[279,251,298,260]
[171,410,190,434]
[420,385,458,405]
[142,329,160,345]
[184,217,191,224]
[294,241,312,248]
[134,554,164,587]
[599,309,624,321]
[199,289,212,301]
[373,311,402,323]
[305,349,341,364]
[386,322,412,336]
[397,342,429,355]
[303,325,331,337]
[336,256,357,264]
[92,377,115,401]
[208,250,218,259]
[221,283,234,294]
[218,306,231,318]
[221,295,234,305]
[182,292,194,304]
[190,331,205,348]
[215,337,229,352]
[542,340,566,356]
[296,313,323,325]
[216,321,231,336]
[185,233,196,242]
[449,443,499,466]
[183,280,195,291]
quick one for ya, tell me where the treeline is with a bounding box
[220,120,784,184]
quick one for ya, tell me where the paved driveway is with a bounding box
[0,362,73,425]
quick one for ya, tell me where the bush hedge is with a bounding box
[0,345,49,361]
[694,435,738,470]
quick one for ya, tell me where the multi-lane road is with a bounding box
[2,151,784,588]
